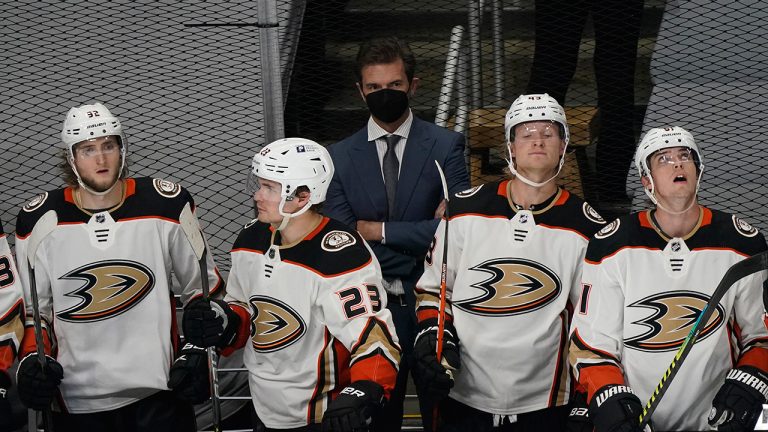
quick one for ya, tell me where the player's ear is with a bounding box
[640,175,652,192]
[295,190,311,205]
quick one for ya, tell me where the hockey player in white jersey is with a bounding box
[14,103,223,431]
[0,218,24,431]
[569,126,768,431]
[182,138,401,432]
[413,94,605,431]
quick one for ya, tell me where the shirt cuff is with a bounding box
[381,222,387,244]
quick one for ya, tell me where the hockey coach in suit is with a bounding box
[325,36,470,431]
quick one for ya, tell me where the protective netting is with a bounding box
[2,1,768,430]
[2,0,767,270]
[1,1,301,273]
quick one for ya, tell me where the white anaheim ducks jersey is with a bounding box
[224,216,400,429]
[416,181,605,415]
[570,208,768,431]
[14,178,223,413]
[0,219,24,372]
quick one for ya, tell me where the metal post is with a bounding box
[435,26,466,128]
[456,43,470,136]
[257,0,285,142]
[467,0,483,108]
[491,0,504,105]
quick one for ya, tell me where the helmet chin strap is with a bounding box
[275,194,312,231]
[505,144,565,188]
[644,169,703,216]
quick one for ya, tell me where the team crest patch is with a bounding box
[152,178,181,198]
[595,219,620,239]
[732,216,758,237]
[456,185,483,198]
[23,192,48,212]
[582,203,606,224]
[322,230,356,252]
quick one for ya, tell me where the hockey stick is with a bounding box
[178,203,222,432]
[26,209,58,432]
[432,161,451,432]
[638,250,768,429]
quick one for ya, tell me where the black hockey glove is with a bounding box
[183,297,240,348]
[321,380,384,432]
[708,366,768,431]
[0,371,14,432]
[589,384,644,432]
[566,390,593,432]
[16,354,63,410]
[168,343,211,404]
[412,320,460,401]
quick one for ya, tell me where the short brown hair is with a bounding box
[355,37,416,84]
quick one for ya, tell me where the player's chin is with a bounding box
[256,213,277,224]
[83,176,119,193]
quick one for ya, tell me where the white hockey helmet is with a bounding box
[61,102,126,154]
[634,126,704,208]
[249,137,334,221]
[60,102,127,196]
[634,126,702,178]
[504,93,569,145]
[504,94,570,188]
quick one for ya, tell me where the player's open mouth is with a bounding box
[673,175,686,183]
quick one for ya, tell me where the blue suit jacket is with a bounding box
[325,116,470,305]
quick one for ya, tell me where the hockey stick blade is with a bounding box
[27,210,57,269]
[638,250,768,429]
[179,202,206,262]
[177,202,221,431]
[26,209,58,431]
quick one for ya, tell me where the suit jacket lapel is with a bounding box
[350,132,388,218]
[395,118,435,219]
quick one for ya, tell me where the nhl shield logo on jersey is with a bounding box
[456,185,483,198]
[625,290,725,352]
[321,230,356,252]
[152,178,181,198]
[732,215,758,237]
[23,192,48,213]
[595,219,620,239]
[249,296,306,352]
[56,260,155,323]
[454,258,562,316]
[582,203,606,224]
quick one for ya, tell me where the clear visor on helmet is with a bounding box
[512,121,562,142]
[246,171,290,200]
[72,136,122,159]
[246,170,262,197]
[648,147,695,168]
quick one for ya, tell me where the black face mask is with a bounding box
[365,88,409,123]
